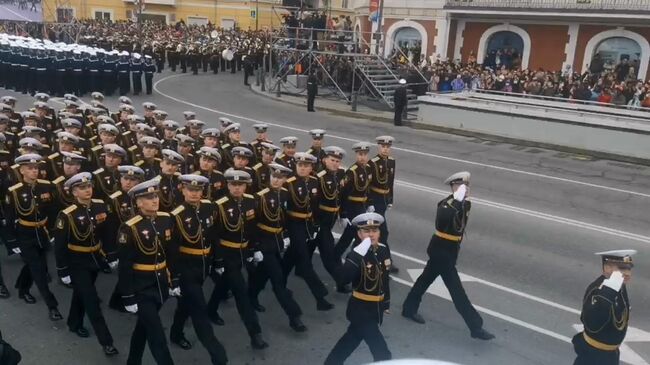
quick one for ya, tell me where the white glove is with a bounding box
[453,184,467,202]
[602,271,624,292]
[387,204,393,210]
[338,217,351,227]
[283,237,291,250]
[50,237,55,245]
[253,251,264,263]
[125,304,138,313]
[61,276,71,285]
[12,247,21,254]
[353,237,372,256]
[108,260,119,269]
[214,267,225,275]
[169,287,182,297]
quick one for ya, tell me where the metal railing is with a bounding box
[444,0,650,11]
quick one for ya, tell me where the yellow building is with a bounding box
[42,0,353,30]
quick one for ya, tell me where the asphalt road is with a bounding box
[1,70,649,365]
[0,3,42,22]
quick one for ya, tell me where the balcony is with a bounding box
[123,0,176,6]
[444,0,650,12]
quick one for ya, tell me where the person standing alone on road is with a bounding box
[307,71,318,112]
[393,79,407,126]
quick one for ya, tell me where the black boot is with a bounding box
[316,297,334,311]
[251,333,269,349]
[49,308,63,321]
[103,345,119,356]
[471,328,495,340]
[0,284,10,298]
[289,317,307,332]
[170,334,193,350]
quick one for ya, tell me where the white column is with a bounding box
[562,24,580,74]
[453,19,466,62]
[433,13,450,60]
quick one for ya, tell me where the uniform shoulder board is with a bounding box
[243,193,254,199]
[173,172,181,177]
[128,145,138,151]
[91,199,105,204]
[317,170,327,177]
[52,176,65,184]
[126,215,143,226]
[378,243,387,247]
[446,198,454,206]
[371,156,380,162]
[200,199,212,205]
[48,152,60,160]
[11,164,19,170]
[37,179,51,185]
[171,205,185,216]
[191,171,201,175]
[287,176,296,183]
[109,191,123,199]
[154,158,162,162]
[8,182,23,192]
[388,156,395,160]
[222,143,230,149]
[308,176,317,181]
[257,188,270,196]
[253,163,262,170]
[349,165,358,171]
[216,196,229,205]
[62,205,77,215]
[134,160,144,167]
[93,168,104,175]
[281,187,288,192]
[157,212,170,217]
[91,145,103,151]
[278,153,286,159]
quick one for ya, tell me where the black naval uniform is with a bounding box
[54,200,114,347]
[325,243,392,364]
[281,175,329,303]
[307,73,318,112]
[117,212,176,365]
[144,61,156,95]
[106,189,137,311]
[402,195,484,333]
[169,201,228,365]
[248,187,303,320]
[158,173,182,212]
[208,193,264,342]
[368,155,395,247]
[572,276,630,365]
[117,60,130,96]
[4,180,59,310]
[334,163,371,258]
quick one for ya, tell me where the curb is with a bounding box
[249,86,650,167]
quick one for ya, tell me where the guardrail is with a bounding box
[444,0,650,11]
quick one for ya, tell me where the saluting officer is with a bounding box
[248,163,307,332]
[573,250,636,365]
[334,142,373,259]
[116,179,178,365]
[324,212,393,365]
[368,135,397,273]
[156,149,185,212]
[208,169,269,350]
[168,175,229,365]
[53,173,119,356]
[306,129,326,173]
[275,136,298,174]
[282,152,334,311]
[194,146,226,201]
[107,165,145,312]
[402,172,495,340]
[4,154,62,321]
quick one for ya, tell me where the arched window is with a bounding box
[394,27,421,51]
[594,37,641,68]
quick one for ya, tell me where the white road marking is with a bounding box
[0,5,31,21]
[154,73,650,199]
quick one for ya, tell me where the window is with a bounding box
[95,11,111,21]
[56,8,73,23]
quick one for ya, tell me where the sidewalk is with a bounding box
[249,82,397,124]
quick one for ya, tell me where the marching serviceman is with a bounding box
[116,179,178,365]
[324,212,392,365]
[334,142,373,260]
[252,142,279,192]
[275,136,298,174]
[156,149,185,212]
[368,136,397,273]
[572,250,636,365]
[208,169,268,349]
[135,136,162,180]
[4,154,62,321]
[117,51,131,96]
[249,123,271,162]
[306,129,326,173]
[194,146,226,201]
[402,172,495,340]
[53,173,119,356]
[248,163,307,332]
[144,55,156,95]
[93,144,126,202]
[175,134,197,174]
[282,152,334,311]
[52,151,88,209]
[168,175,229,365]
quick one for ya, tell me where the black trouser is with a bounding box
[307,92,315,111]
[311,216,343,283]
[145,73,153,95]
[324,321,391,365]
[369,193,390,247]
[220,57,226,72]
[118,72,130,95]
[230,60,236,74]
[208,260,261,338]
[0,256,6,287]
[126,295,174,365]
[402,249,483,332]
[171,275,228,365]
[244,69,250,85]
[572,333,619,365]
[249,249,302,319]
[14,241,58,309]
[202,58,209,72]
[73,70,84,96]
[35,70,47,94]
[67,268,113,346]
[394,104,405,126]
[103,71,114,96]
[156,60,164,72]
[282,220,328,300]
[89,71,101,94]
[180,59,187,73]
[132,72,142,95]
